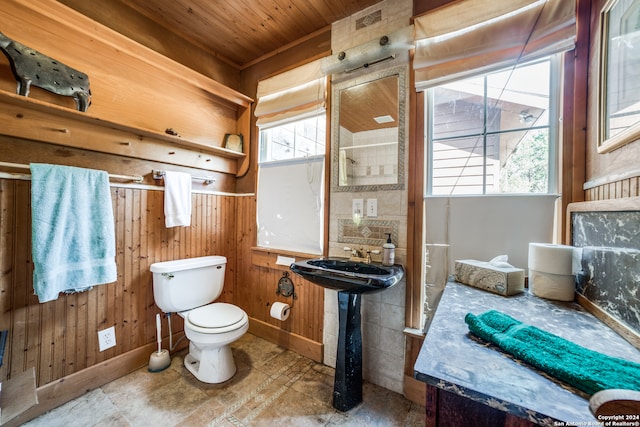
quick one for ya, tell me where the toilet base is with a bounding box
[184,342,237,383]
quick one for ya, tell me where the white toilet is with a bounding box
[150,255,248,383]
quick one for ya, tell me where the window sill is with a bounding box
[251,247,320,270]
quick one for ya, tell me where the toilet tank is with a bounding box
[150,256,226,313]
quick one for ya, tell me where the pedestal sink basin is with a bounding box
[289,257,404,293]
[290,257,404,411]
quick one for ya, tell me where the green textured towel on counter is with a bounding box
[465,310,640,395]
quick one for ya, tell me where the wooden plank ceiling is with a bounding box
[115,0,381,68]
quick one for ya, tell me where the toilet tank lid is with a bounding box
[150,256,226,273]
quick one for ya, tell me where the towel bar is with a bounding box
[0,161,144,183]
[152,170,216,185]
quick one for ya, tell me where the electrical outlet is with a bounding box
[98,326,116,351]
[352,198,364,225]
[352,199,364,216]
[366,199,377,217]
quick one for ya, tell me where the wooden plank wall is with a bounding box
[235,196,325,351]
[0,180,325,392]
[585,177,640,201]
[0,180,237,387]
[0,1,324,416]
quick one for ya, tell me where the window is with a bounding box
[254,61,327,255]
[427,56,560,195]
[256,113,326,254]
[259,115,326,162]
[413,0,575,333]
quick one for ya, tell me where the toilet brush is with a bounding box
[148,313,171,372]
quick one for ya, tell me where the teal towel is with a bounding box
[465,310,640,395]
[30,164,117,303]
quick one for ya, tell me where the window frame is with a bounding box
[256,111,329,256]
[258,112,327,163]
[425,54,562,197]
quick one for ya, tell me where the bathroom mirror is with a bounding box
[332,66,405,192]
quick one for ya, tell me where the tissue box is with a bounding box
[454,260,525,296]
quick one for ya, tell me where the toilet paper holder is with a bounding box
[277,272,297,302]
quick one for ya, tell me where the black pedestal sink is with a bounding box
[290,257,404,411]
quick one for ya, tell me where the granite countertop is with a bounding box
[414,280,640,426]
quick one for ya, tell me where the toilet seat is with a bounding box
[185,303,248,334]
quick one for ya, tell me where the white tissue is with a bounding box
[489,255,514,268]
[276,255,296,266]
[529,270,575,301]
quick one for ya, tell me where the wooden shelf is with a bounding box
[0,90,247,174]
[0,0,253,176]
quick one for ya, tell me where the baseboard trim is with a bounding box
[4,335,187,427]
[8,323,321,426]
[403,374,427,406]
[248,317,323,363]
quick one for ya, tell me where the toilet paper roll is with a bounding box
[528,243,575,275]
[529,269,575,301]
[270,302,290,321]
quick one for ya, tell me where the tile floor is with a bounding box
[24,333,425,426]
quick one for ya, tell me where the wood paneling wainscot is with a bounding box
[585,177,640,201]
[234,196,325,362]
[0,178,239,425]
[0,181,326,425]
[0,3,326,422]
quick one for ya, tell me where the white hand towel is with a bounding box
[164,171,192,227]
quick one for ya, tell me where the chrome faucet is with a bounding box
[343,246,372,263]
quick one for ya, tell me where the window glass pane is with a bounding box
[496,129,549,194]
[431,76,485,140]
[259,114,325,162]
[257,157,324,254]
[429,56,555,195]
[486,60,550,132]
[431,136,484,195]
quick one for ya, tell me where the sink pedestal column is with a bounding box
[333,291,363,411]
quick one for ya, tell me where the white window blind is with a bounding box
[255,60,327,255]
[257,156,324,254]
[413,0,576,89]
[255,60,326,128]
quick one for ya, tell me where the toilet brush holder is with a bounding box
[149,349,170,372]
[149,313,171,372]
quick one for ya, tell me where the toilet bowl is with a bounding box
[150,256,248,384]
[180,302,249,383]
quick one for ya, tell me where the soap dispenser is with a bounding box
[382,233,395,266]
